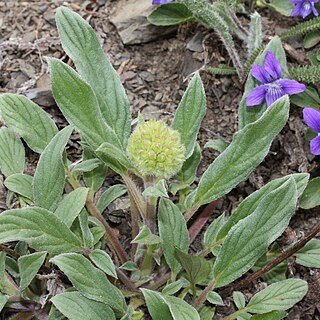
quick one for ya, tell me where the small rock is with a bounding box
[110,0,177,45]
[186,32,204,53]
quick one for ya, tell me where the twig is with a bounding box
[0,244,20,259]
[220,220,320,297]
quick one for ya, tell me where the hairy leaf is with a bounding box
[233,291,246,309]
[50,253,126,314]
[250,311,287,320]
[143,179,168,198]
[158,199,189,275]
[55,187,89,227]
[18,252,47,291]
[0,207,82,254]
[33,126,72,211]
[89,249,117,278]
[56,7,131,147]
[194,95,289,207]
[0,94,58,153]
[0,128,25,177]
[300,176,320,209]
[204,139,229,153]
[172,72,206,158]
[4,173,33,200]
[213,178,297,288]
[96,184,128,213]
[247,279,308,313]
[295,239,320,267]
[52,291,115,320]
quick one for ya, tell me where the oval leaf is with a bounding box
[300,176,320,209]
[4,173,33,200]
[0,207,82,254]
[89,249,117,278]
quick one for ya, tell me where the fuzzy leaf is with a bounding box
[175,248,212,286]
[55,188,89,227]
[158,199,189,275]
[194,95,289,207]
[204,139,229,153]
[206,291,224,306]
[164,295,200,320]
[143,179,168,198]
[89,249,117,278]
[51,291,115,320]
[4,174,33,200]
[247,279,308,313]
[295,239,320,267]
[212,178,297,288]
[33,126,72,212]
[300,176,320,209]
[0,207,82,254]
[18,252,47,291]
[0,94,58,153]
[78,210,94,248]
[233,291,246,309]
[216,173,309,242]
[239,37,287,129]
[0,128,25,177]
[172,72,206,158]
[247,12,262,57]
[70,158,102,174]
[50,253,126,315]
[132,225,162,245]
[56,7,130,147]
[250,311,287,320]
[203,214,225,254]
[48,58,122,152]
[0,294,8,313]
[96,185,128,213]
[148,3,193,26]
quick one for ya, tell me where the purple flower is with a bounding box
[246,51,306,108]
[289,0,319,19]
[303,108,320,155]
[152,0,174,4]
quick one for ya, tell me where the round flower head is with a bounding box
[127,120,186,178]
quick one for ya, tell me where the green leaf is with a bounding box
[263,0,293,16]
[55,188,89,227]
[51,291,115,320]
[141,289,172,320]
[198,306,215,320]
[0,294,8,313]
[97,184,128,213]
[295,239,320,267]
[206,291,224,306]
[143,179,168,198]
[0,207,82,254]
[48,58,122,152]
[4,173,33,200]
[175,248,213,286]
[250,311,287,320]
[50,253,126,315]
[194,96,290,207]
[291,87,320,109]
[0,94,58,153]
[56,7,131,147]
[158,199,189,275]
[89,249,117,278]
[148,3,193,26]
[212,177,297,288]
[239,37,287,129]
[204,139,229,153]
[203,214,225,254]
[216,173,309,242]
[33,126,72,212]
[304,30,320,49]
[18,252,47,291]
[164,295,200,320]
[79,210,94,248]
[173,143,201,191]
[300,176,320,209]
[48,306,66,320]
[247,279,308,313]
[0,252,18,296]
[71,158,102,174]
[0,127,25,177]
[162,278,189,295]
[132,225,162,245]
[172,72,206,158]
[95,142,131,174]
[233,291,246,309]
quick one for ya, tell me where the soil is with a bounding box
[0,0,319,319]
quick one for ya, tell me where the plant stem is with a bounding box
[0,244,20,259]
[140,245,154,277]
[223,308,249,320]
[144,272,171,290]
[144,175,157,233]
[221,220,320,296]
[184,204,200,222]
[192,278,216,309]
[115,266,138,292]
[129,195,140,259]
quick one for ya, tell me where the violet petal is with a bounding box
[251,64,269,83]
[246,85,268,106]
[265,86,285,107]
[310,136,320,155]
[278,79,306,95]
[311,3,319,15]
[152,0,173,4]
[291,2,304,15]
[264,51,282,80]
[302,2,312,17]
[303,108,320,132]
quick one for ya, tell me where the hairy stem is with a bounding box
[221,220,320,296]
[193,278,216,309]
[0,244,20,259]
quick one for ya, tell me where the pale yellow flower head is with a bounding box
[127,120,185,178]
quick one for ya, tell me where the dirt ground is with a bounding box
[0,0,319,319]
